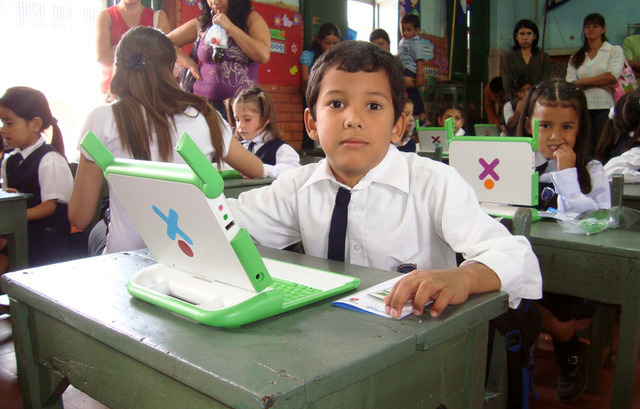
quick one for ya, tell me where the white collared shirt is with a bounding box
[603,146,640,183]
[535,151,610,212]
[230,146,542,308]
[566,42,624,110]
[240,131,301,178]
[1,136,73,203]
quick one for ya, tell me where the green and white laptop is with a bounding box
[80,132,360,328]
[447,118,540,219]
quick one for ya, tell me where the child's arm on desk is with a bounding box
[384,263,501,318]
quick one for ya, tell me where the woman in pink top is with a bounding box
[96,0,171,98]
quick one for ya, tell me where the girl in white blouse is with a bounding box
[596,90,640,182]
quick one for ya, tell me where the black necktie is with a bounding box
[5,152,23,182]
[327,187,351,262]
[247,142,256,153]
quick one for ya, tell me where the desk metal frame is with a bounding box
[0,192,29,271]
[529,220,640,409]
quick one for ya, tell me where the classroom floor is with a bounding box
[1,313,640,409]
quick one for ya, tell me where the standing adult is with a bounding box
[566,13,624,155]
[622,34,640,76]
[298,23,340,150]
[96,0,171,99]
[168,0,270,117]
[501,19,552,102]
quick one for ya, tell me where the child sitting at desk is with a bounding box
[437,102,465,136]
[69,26,264,255]
[503,74,532,136]
[0,86,74,268]
[228,40,541,320]
[595,90,640,182]
[392,98,417,153]
[225,87,301,178]
[516,78,610,404]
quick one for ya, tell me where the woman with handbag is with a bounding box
[566,13,624,156]
[96,0,171,101]
[168,0,270,118]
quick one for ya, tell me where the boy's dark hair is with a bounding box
[570,13,608,69]
[511,74,532,94]
[516,79,592,194]
[400,13,420,30]
[512,19,540,53]
[369,28,390,45]
[489,77,504,94]
[306,41,405,123]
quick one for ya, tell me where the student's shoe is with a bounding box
[555,339,588,403]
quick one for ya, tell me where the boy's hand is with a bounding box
[553,143,576,171]
[384,268,472,318]
[384,263,501,319]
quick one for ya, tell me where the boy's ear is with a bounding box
[524,116,532,134]
[29,117,43,133]
[304,108,318,141]
[391,113,406,143]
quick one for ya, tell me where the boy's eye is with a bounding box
[367,103,382,111]
[562,124,573,130]
[539,123,551,129]
[329,101,344,109]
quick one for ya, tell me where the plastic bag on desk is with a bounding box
[557,206,640,235]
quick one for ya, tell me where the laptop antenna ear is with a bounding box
[531,119,539,152]
[80,131,115,172]
[175,133,224,199]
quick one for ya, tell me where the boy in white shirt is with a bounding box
[228,41,542,318]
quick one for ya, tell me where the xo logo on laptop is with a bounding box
[152,205,194,257]
[478,157,500,190]
[431,135,441,145]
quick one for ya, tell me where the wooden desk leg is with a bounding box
[610,301,640,409]
[10,298,67,409]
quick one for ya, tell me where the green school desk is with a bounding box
[1,247,507,409]
[528,220,640,409]
[622,183,640,211]
[0,191,29,271]
[223,177,275,198]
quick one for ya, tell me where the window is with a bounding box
[375,0,398,54]
[347,0,374,42]
[0,0,105,160]
[348,0,399,54]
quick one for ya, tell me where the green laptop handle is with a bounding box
[81,131,115,170]
[175,133,225,199]
[445,118,539,150]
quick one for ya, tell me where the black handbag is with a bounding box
[178,31,203,93]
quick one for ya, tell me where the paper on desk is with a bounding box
[332,275,432,320]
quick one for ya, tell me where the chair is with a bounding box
[417,146,444,161]
[628,23,640,37]
[484,207,535,409]
[583,173,624,391]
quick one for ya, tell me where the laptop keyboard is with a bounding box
[270,278,322,303]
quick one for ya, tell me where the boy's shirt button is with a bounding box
[353,243,361,252]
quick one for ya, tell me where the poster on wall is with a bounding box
[253,2,303,87]
[400,0,420,16]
